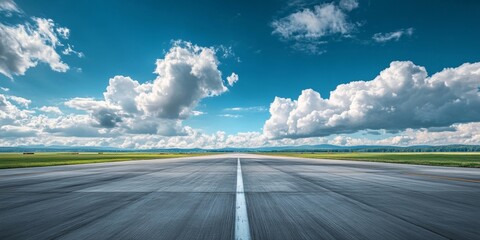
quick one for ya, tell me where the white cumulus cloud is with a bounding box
[272,1,357,53]
[137,41,230,119]
[55,27,70,39]
[0,93,33,128]
[62,44,84,58]
[264,61,480,139]
[272,3,354,40]
[227,72,239,86]
[62,41,237,136]
[39,106,62,114]
[0,1,81,79]
[7,95,30,107]
[0,0,20,14]
[0,125,37,138]
[0,18,70,78]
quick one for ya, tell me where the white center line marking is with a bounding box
[235,158,251,240]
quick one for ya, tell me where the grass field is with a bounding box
[262,152,480,168]
[0,152,214,169]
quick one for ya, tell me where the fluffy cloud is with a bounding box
[272,3,354,40]
[325,122,480,147]
[395,122,480,146]
[137,41,229,119]
[0,0,19,13]
[0,18,70,78]
[192,111,205,116]
[264,61,480,139]
[62,41,236,136]
[65,97,108,111]
[227,72,239,86]
[0,94,8,108]
[36,114,105,138]
[339,0,359,11]
[271,1,357,53]
[373,28,414,43]
[62,44,84,58]
[0,125,37,138]
[103,41,233,120]
[7,95,30,107]
[38,106,62,114]
[103,76,140,114]
[0,1,81,79]
[92,108,122,128]
[0,93,33,128]
[56,27,69,39]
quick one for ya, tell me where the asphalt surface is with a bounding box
[0,153,479,240]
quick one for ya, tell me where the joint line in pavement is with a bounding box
[235,158,251,240]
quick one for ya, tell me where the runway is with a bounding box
[0,153,479,240]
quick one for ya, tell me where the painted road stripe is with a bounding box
[235,158,251,240]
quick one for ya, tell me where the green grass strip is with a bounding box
[0,152,215,169]
[261,152,480,168]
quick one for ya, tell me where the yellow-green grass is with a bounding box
[261,152,480,168]
[0,152,216,169]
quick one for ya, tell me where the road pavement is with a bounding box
[0,153,479,240]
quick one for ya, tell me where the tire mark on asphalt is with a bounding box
[254,159,453,240]
[0,157,229,212]
[0,174,136,211]
[50,157,233,240]
[326,171,480,208]
[0,172,109,189]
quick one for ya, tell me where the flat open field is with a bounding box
[0,152,214,169]
[262,152,480,168]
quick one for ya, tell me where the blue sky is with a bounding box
[0,0,480,148]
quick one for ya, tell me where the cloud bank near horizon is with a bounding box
[264,61,480,139]
[1,58,480,148]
